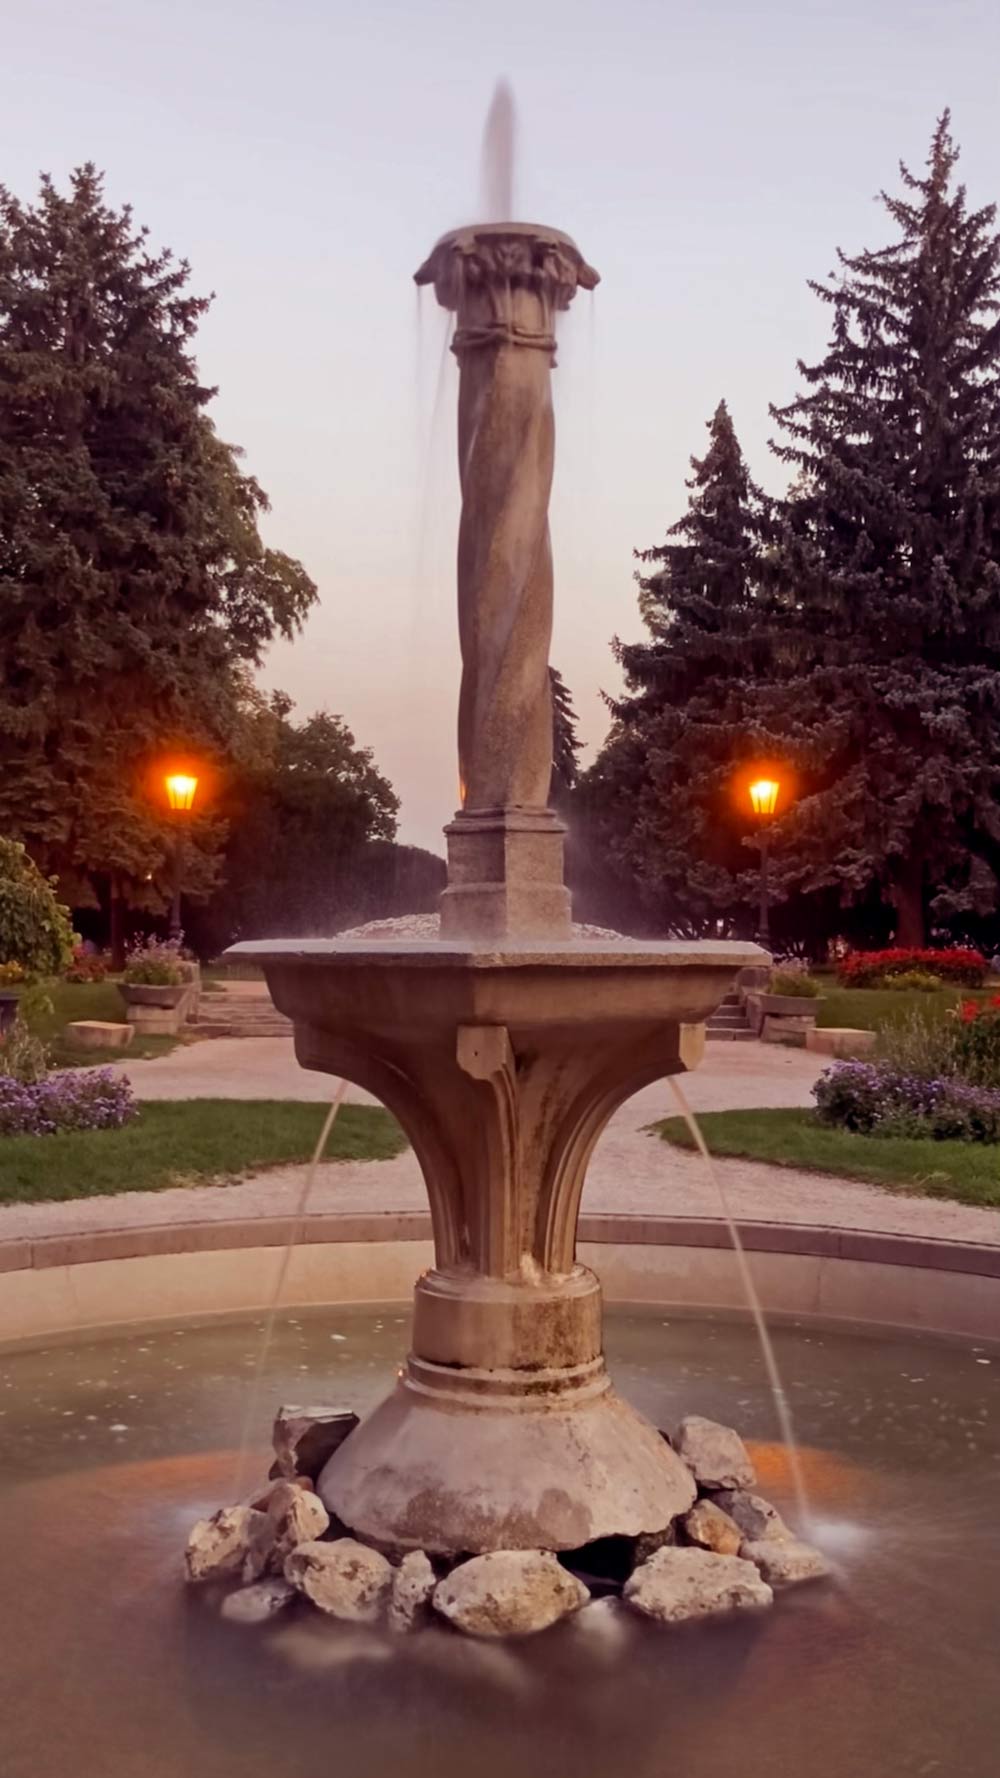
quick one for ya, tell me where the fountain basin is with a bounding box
[2,1303,997,1778]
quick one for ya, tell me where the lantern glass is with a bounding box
[749,778,779,818]
[165,773,198,813]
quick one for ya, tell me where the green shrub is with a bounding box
[0,1013,50,1084]
[951,1000,1000,1089]
[879,969,944,992]
[0,840,74,977]
[770,968,821,997]
[875,1008,956,1078]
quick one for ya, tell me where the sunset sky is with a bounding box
[6,0,1000,848]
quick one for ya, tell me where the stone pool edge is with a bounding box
[1,1213,998,1345]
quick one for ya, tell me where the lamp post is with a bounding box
[164,773,198,942]
[748,777,779,952]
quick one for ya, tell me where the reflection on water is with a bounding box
[0,1306,998,1778]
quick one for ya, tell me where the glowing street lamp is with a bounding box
[165,772,199,939]
[165,773,198,813]
[748,776,780,951]
[748,778,779,820]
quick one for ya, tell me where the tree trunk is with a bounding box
[891,858,925,947]
[109,873,126,970]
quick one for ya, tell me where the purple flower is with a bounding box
[814,1060,1000,1143]
[0,1068,136,1138]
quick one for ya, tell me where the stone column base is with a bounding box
[440,807,571,941]
[318,1363,696,1556]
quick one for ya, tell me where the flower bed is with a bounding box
[837,947,987,988]
[0,1068,137,1137]
[815,1060,1000,1143]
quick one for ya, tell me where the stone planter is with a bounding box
[118,981,187,1035]
[759,992,823,1017]
[751,992,823,1047]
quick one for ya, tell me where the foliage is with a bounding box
[0,1066,136,1136]
[0,838,75,975]
[64,946,109,984]
[581,400,768,935]
[814,1060,1000,1142]
[770,963,821,997]
[550,667,583,808]
[0,959,26,984]
[874,1007,956,1078]
[0,166,316,920]
[763,115,1000,946]
[837,947,986,987]
[187,690,409,949]
[881,969,944,992]
[0,1013,50,1083]
[0,1099,406,1202]
[122,935,185,986]
[951,997,1000,1087]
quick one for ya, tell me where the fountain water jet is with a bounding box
[230,201,764,1557]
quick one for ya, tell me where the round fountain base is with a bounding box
[317,1358,697,1556]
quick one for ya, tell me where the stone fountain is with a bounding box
[232,218,763,1558]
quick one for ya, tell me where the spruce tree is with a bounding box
[768,114,1000,944]
[586,400,768,933]
[0,166,316,923]
[549,666,583,807]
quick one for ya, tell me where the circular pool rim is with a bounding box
[2,1211,998,1346]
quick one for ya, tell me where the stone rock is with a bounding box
[633,1523,676,1566]
[387,1551,437,1633]
[271,1404,359,1481]
[433,1550,589,1639]
[711,1489,790,1543]
[672,1416,756,1491]
[284,1538,393,1623]
[741,1538,830,1586]
[245,1481,330,1580]
[624,1546,773,1624]
[681,1498,743,1557]
[220,1578,297,1625]
[185,1505,265,1583]
[248,1475,315,1511]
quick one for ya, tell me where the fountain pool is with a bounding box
[1,1303,997,1778]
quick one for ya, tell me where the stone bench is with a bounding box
[65,1020,134,1052]
[806,1026,876,1059]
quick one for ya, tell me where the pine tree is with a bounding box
[0,166,316,923]
[585,400,769,933]
[549,666,583,807]
[767,114,1000,944]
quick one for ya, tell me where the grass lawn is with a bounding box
[13,979,182,1066]
[0,1099,407,1205]
[813,978,996,1033]
[657,1107,1000,1208]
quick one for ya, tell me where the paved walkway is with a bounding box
[2,1039,998,1247]
[112,1034,823,1111]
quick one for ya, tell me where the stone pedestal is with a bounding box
[233,934,762,1555]
[440,807,571,941]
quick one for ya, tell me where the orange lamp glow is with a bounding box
[165,772,198,813]
[749,778,780,818]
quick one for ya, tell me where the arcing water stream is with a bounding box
[666,1074,813,1531]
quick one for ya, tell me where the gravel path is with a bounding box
[2,1043,998,1247]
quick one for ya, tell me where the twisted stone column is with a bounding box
[415,225,598,939]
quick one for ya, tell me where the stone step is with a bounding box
[706,1029,756,1042]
